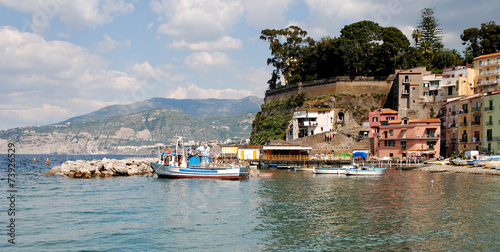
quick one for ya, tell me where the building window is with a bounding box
[404,75,409,82]
[424,83,429,87]
[386,117,395,120]
[424,92,428,96]
[373,117,378,122]
[388,140,395,146]
[404,120,408,125]
[401,140,407,150]
[390,130,393,136]
[479,60,483,66]
[427,140,437,149]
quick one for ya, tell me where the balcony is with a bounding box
[477,79,499,86]
[460,122,468,127]
[300,121,318,126]
[479,70,499,76]
[471,106,481,112]
[460,137,468,143]
[486,137,492,142]
[485,106,494,112]
[486,121,494,126]
[471,121,481,126]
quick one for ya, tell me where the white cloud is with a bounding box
[0,26,147,129]
[184,51,234,70]
[129,61,185,85]
[168,36,243,51]
[167,83,253,99]
[0,0,134,32]
[242,0,294,28]
[93,34,131,53]
[153,0,244,41]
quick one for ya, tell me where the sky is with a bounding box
[0,0,498,130]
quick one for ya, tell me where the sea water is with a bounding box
[1,154,500,251]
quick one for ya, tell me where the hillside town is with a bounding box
[278,52,500,160]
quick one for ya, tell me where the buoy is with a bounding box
[33,158,37,162]
[45,158,50,164]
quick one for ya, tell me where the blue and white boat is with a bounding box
[150,139,248,180]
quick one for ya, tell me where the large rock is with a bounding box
[46,157,154,178]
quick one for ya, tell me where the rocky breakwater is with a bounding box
[46,157,156,178]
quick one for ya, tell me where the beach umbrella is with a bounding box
[353,152,367,158]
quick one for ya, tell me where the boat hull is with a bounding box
[345,167,386,176]
[151,163,249,180]
[313,167,346,174]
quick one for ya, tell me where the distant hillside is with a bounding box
[61,96,263,124]
[0,108,256,154]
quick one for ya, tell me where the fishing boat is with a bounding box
[345,165,386,176]
[313,167,346,174]
[151,139,248,180]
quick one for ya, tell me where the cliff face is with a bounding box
[250,79,394,145]
[0,108,256,154]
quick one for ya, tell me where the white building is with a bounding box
[289,108,335,140]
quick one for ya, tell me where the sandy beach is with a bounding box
[416,164,500,175]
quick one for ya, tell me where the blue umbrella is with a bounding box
[353,152,367,158]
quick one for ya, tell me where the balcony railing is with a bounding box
[485,106,494,112]
[471,121,481,126]
[477,79,499,86]
[460,122,468,127]
[486,137,492,142]
[486,121,494,126]
[460,137,468,143]
[471,107,481,112]
[479,70,499,76]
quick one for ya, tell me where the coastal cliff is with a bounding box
[46,158,156,178]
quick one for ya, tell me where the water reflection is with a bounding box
[254,168,500,251]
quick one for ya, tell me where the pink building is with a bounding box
[373,117,441,159]
[368,109,399,138]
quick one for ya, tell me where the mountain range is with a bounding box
[0,96,263,154]
[61,96,263,123]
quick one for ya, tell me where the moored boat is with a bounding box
[345,166,386,176]
[151,139,248,180]
[313,167,346,174]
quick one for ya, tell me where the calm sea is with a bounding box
[1,154,500,251]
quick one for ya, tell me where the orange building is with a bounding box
[372,117,441,159]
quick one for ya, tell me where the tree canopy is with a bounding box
[260,21,413,89]
[461,21,500,61]
[260,8,487,90]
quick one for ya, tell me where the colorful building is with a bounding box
[483,92,500,154]
[368,108,399,138]
[458,94,484,153]
[372,116,441,159]
[442,96,462,156]
[474,52,500,93]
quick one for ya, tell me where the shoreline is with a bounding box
[415,164,500,175]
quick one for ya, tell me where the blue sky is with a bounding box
[0,0,498,130]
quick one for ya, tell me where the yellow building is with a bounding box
[458,94,485,153]
[474,52,500,93]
